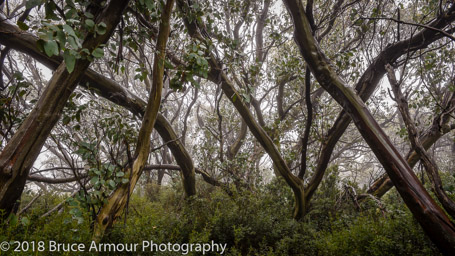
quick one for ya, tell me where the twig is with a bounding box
[17,192,41,216]
[359,16,455,42]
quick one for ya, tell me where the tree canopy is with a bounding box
[1,0,455,254]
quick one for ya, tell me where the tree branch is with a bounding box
[386,64,455,219]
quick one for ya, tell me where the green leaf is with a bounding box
[36,39,45,52]
[116,171,124,177]
[189,52,198,60]
[76,217,84,224]
[43,40,59,57]
[107,164,115,173]
[62,115,71,125]
[95,22,107,35]
[90,176,99,184]
[69,207,82,217]
[75,111,81,122]
[242,93,250,103]
[85,19,95,28]
[26,0,42,9]
[65,9,77,19]
[63,24,77,38]
[56,30,66,47]
[144,0,155,10]
[353,19,363,26]
[84,12,94,19]
[45,31,54,41]
[65,0,76,8]
[21,217,30,226]
[17,21,29,31]
[122,178,129,184]
[67,198,78,206]
[92,47,104,58]
[191,79,200,88]
[81,48,90,55]
[63,51,76,73]
[9,213,18,226]
[67,36,78,49]
[128,41,138,52]
[108,179,116,188]
[164,59,173,69]
[45,1,58,20]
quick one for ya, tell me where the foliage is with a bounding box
[1,0,455,254]
[170,42,210,90]
[1,179,441,255]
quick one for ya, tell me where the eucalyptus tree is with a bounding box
[93,0,176,240]
[0,0,221,230]
[174,0,455,223]
[282,0,455,253]
[368,41,455,198]
[0,0,130,218]
[166,0,455,252]
[386,64,455,219]
[1,0,455,252]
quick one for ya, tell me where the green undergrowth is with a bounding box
[0,179,440,255]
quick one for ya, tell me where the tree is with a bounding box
[282,0,455,252]
[1,0,455,253]
[0,0,130,218]
[93,0,176,240]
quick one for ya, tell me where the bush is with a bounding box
[1,180,441,255]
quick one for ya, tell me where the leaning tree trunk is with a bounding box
[0,17,197,199]
[367,90,455,198]
[282,0,455,254]
[302,6,455,213]
[176,0,308,220]
[386,65,455,219]
[92,0,176,242]
[0,0,130,218]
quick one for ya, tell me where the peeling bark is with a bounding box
[302,3,455,214]
[369,87,455,198]
[0,0,130,218]
[386,65,455,219]
[92,0,176,241]
[0,12,197,199]
[282,0,455,253]
[177,0,307,219]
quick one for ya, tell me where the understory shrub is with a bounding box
[1,179,441,255]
